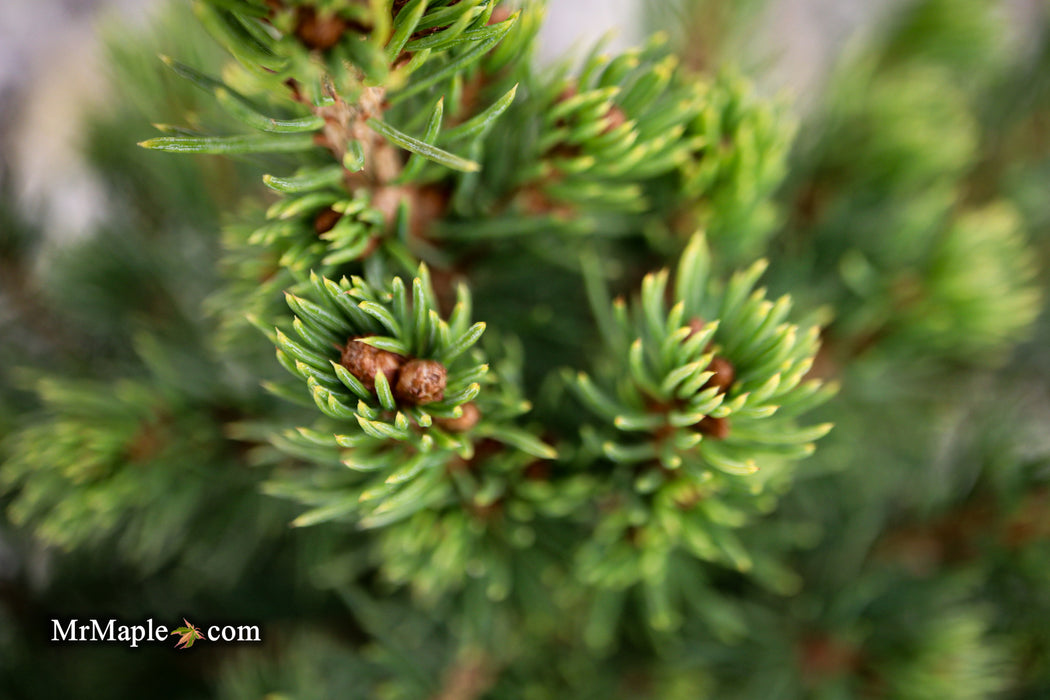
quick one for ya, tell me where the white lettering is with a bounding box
[51,619,77,642]
[130,625,146,648]
[50,617,260,646]
[237,625,261,642]
[90,619,114,641]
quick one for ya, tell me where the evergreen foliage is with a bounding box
[1,0,1049,697]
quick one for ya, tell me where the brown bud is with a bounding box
[524,461,551,482]
[313,207,342,234]
[687,317,735,394]
[696,415,730,440]
[703,356,735,395]
[340,336,404,393]
[556,83,578,103]
[295,6,348,50]
[394,359,447,405]
[488,7,512,24]
[602,105,627,134]
[125,422,165,463]
[435,402,480,432]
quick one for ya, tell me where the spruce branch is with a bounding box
[145,0,522,175]
[264,264,555,532]
[0,364,279,580]
[574,232,834,474]
[438,34,792,259]
[569,232,834,632]
[143,1,532,350]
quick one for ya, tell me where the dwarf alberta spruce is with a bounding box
[7,0,1050,696]
[265,264,557,531]
[137,0,829,625]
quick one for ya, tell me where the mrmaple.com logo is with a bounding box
[51,618,260,649]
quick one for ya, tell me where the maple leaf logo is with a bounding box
[171,619,204,649]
